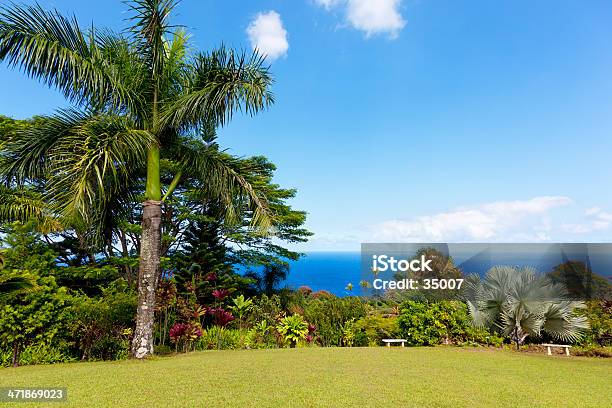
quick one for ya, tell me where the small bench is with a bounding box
[382,339,407,347]
[542,343,572,356]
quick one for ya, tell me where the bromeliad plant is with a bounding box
[0,0,274,358]
[464,266,589,349]
[276,314,309,348]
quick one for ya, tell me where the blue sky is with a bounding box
[1,0,612,250]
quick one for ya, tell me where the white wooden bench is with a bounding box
[542,343,572,356]
[382,339,407,347]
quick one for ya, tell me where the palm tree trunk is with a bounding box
[131,199,162,358]
[11,341,19,367]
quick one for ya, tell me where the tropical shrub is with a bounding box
[353,315,400,347]
[207,308,235,327]
[465,266,589,349]
[154,279,178,348]
[277,314,308,348]
[249,294,283,327]
[397,300,477,346]
[0,275,70,366]
[197,326,245,350]
[341,320,356,347]
[229,294,253,330]
[1,342,74,366]
[68,283,136,360]
[169,323,202,352]
[573,345,612,358]
[302,296,368,346]
[245,320,278,349]
[579,300,612,347]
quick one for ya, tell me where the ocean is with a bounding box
[284,252,361,296]
[281,247,612,296]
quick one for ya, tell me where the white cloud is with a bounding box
[315,0,406,39]
[591,208,612,222]
[294,198,612,251]
[371,196,573,242]
[563,207,612,234]
[346,0,406,38]
[246,11,288,61]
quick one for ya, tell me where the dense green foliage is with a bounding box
[301,295,368,346]
[0,112,311,364]
[0,215,609,367]
[0,222,136,366]
[0,222,70,366]
[580,300,612,347]
[352,315,400,347]
[68,285,136,360]
[397,300,502,346]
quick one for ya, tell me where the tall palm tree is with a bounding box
[0,0,274,358]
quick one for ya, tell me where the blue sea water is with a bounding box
[280,248,612,296]
[283,252,360,296]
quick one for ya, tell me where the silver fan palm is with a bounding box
[464,266,589,349]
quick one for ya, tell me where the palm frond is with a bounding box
[0,185,62,232]
[0,3,136,111]
[173,140,272,230]
[462,274,491,327]
[541,301,589,343]
[1,109,154,223]
[127,0,179,79]
[160,28,189,99]
[161,46,274,131]
[469,265,590,345]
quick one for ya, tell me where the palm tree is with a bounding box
[0,0,274,358]
[464,266,589,349]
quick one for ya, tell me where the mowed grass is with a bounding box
[1,347,610,408]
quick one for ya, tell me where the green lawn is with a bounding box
[1,347,610,407]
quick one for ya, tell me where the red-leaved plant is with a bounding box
[212,289,230,300]
[169,323,202,353]
[208,308,235,327]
